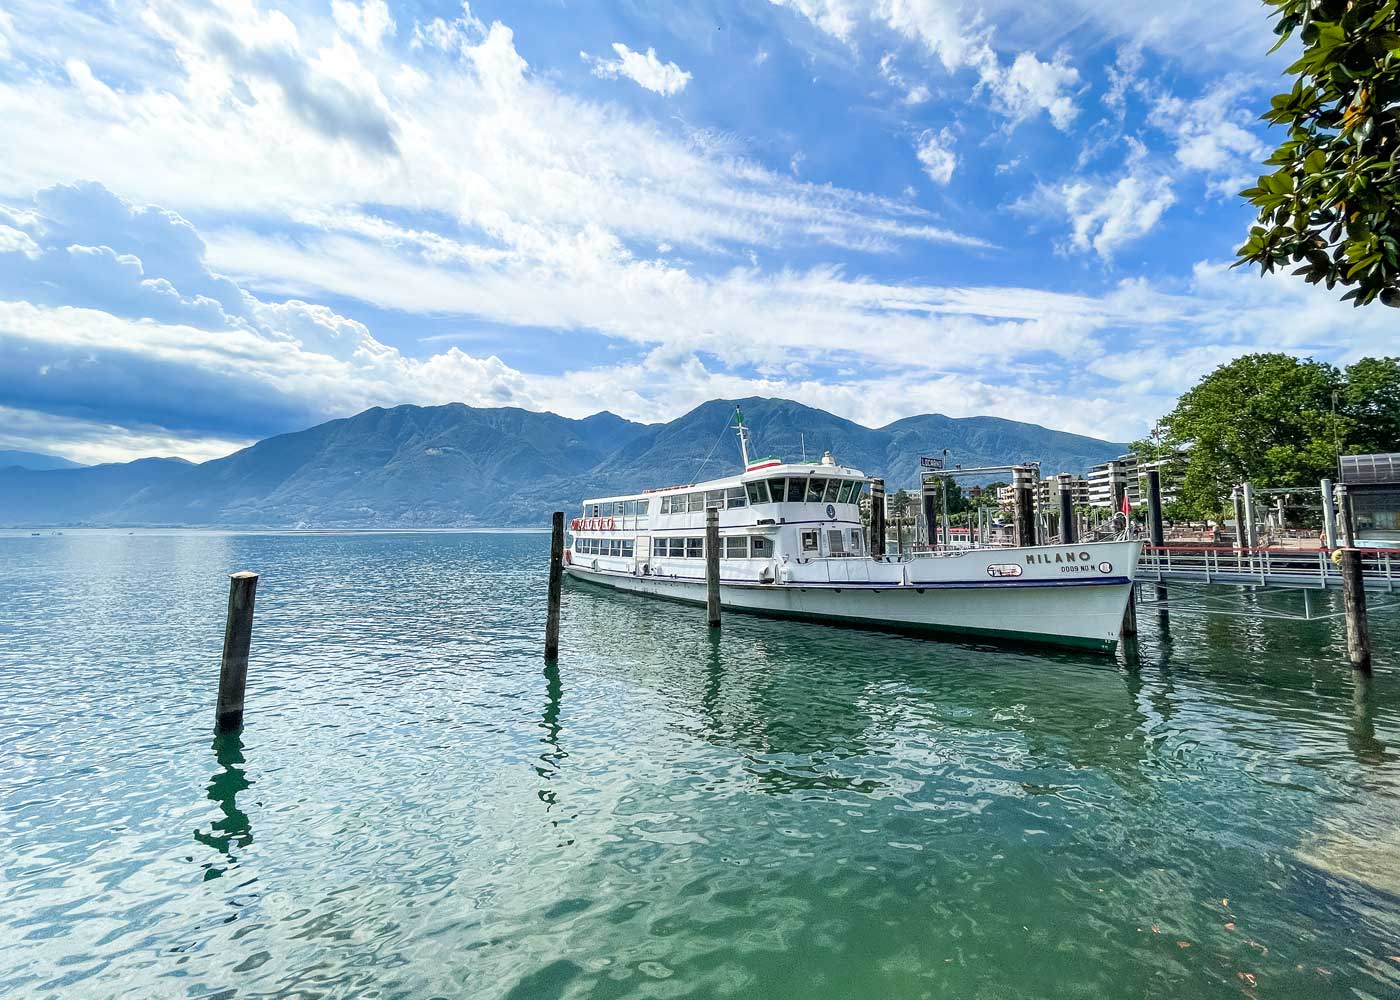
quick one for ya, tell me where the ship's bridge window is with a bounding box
[723,537,748,559]
[850,481,865,503]
[746,480,770,505]
[766,477,786,502]
[837,481,854,504]
[785,477,806,503]
[726,486,747,508]
[822,479,840,503]
[805,479,826,503]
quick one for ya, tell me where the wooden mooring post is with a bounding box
[869,479,886,558]
[705,507,721,627]
[545,511,564,659]
[1057,474,1076,544]
[1335,492,1371,673]
[215,571,259,733]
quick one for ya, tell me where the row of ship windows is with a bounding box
[573,535,775,559]
[585,477,868,518]
[574,530,866,559]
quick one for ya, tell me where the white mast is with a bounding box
[732,406,751,469]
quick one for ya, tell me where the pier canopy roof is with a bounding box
[1340,453,1400,486]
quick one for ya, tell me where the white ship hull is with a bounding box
[565,539,1143,652]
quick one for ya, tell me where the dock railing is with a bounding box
[1138,544,1397,592]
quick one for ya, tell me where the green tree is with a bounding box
[1343,355,1400,450]
[891,489,912,551]
[1138,353,1400,518]
[1235,1,1400,306]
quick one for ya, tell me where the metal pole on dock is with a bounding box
[1232,487,1246,555]
[1120,584,1138,639]
[1321,478,1338,549]
[1057,474,1076,544]
[870,479,886,558]
[1340,548,1372,674]
[215,571,259,733]
[545,512,564,659]
[705,507,721,627]
[1242,482,1258,550]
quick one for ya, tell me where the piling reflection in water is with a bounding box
[194,730,253,878]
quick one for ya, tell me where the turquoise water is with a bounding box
[1,530,1398,999]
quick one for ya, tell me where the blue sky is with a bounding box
[0,0,1385,463]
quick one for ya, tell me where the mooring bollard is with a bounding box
[706,507,721,627]
[545,511,564,660]
[1340,548,1372,674]
[215,571,259,733]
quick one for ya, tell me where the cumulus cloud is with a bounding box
[1148,76,1267,196]
[583,42,691,96]
[914,128,957,184]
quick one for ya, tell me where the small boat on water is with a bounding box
[565,411,1141,651]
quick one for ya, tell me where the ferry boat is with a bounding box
[564,412,1142,651]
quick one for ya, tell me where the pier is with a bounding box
[1138,545,1398,592]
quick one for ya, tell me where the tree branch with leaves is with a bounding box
[1236,0,1400,306]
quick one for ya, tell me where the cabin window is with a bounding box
[636,500,650,519]
[726,486,747,508]
[746,480,770,505]
[621,540,634,557]
[686,537,704,559]
[848,529,863,554]
[590,504,601,517]
[786,478,807,503]
[801,529,819,552]
[659,497,669,515]
[805,479,826,503]
[750,536,772,558]
[822,479,840,503]
[687,493,704,513]
[723,537,748,559]
[705,490,725,510]
[826,529,845,554]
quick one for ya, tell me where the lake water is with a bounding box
[2,530,1398,999]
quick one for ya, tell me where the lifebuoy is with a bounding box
[607,517,617,530]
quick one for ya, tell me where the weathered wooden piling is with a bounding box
[215,571,259,733]
[705,507,721,627]
[545,511,564,659]
[1242,481,1258,550]
[1145,468,1168,606]
[1057,474,1076,544]
[1340,548,1372,674]
[869,479,886,558]
[1013,465,1036,547]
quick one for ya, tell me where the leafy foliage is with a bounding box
[1236,0,1400,306]
[1136,353,1400,517]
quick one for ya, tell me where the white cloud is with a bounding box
[584,42,691,96]
[914,128,957,184]
[331,0,396,51]
[0,10,15,61]
[777,0,1081,129]
[1148,76,1267,196]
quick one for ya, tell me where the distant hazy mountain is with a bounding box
[0,449,85,471]
[0,398,1126,527]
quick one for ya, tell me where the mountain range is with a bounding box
[0,398,1127,527]
[0,449,85,471]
